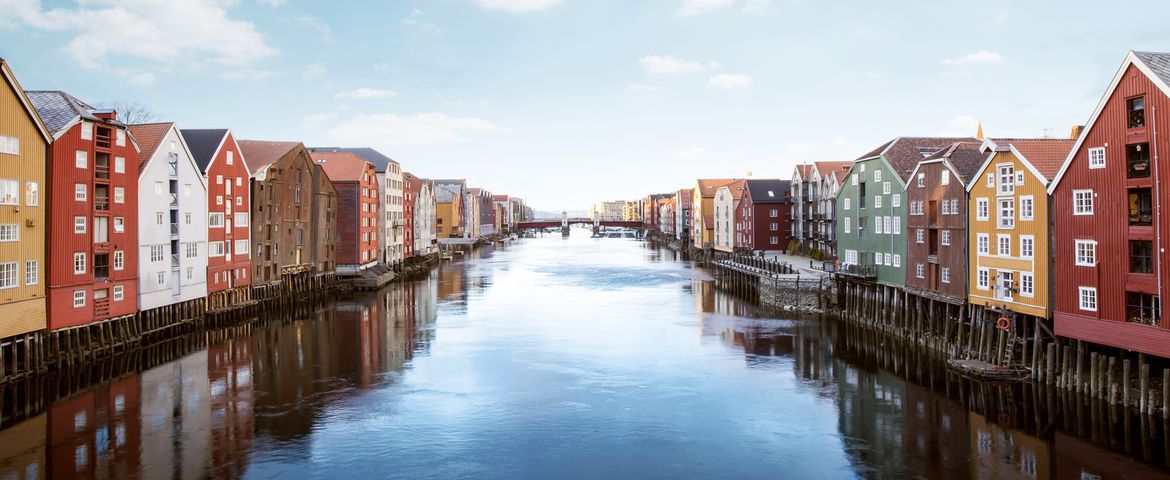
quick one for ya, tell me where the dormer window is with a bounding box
[1128,96,1146,128]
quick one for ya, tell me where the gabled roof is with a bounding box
[180,129,229,172]
[814,161,852,182]
[745,179,791,203]
[312,151,372,182]
[855,137,977,183]
[716,179,749,200]
[1,60,50,142]
[308,147,398,173]
[696,178,739,198]
[1050,51,1170,192]
[919,141,985,183]
[25,90,114,137]
[128,122,173,170]
[238,140,302,175]
[793,164,813,181]
[968,138,1075,192]
[435,185,459,203]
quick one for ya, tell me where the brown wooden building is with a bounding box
[311,163,337,274]
[904,141,984,304]
[238,140,318,285]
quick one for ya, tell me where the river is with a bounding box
[1,233,1168,479]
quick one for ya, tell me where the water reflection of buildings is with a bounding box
[47,374,141,479]
[139,352,212,479]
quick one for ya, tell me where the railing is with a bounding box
[171,254,180,269]
[170,223,179,235]
[95,164,110,180]
[94,298,110,318]
[168,153,179,177]
[838,263,877,279]
[170,193,179,207]
[94,196,109,211]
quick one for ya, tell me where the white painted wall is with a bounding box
[138,126,208,311]
[414,182,437,256]
[713,186,735,252]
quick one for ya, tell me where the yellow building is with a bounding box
[622,201,641,222]
[692,179,737,249]
[966,138,1073,319]
[0,58,49,338]
[434,185,463,238]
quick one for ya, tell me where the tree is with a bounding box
[100,99,158,125]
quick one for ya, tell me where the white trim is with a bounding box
[1,62,52,142]
[1078,286,1098,312]
[1074,239,1097,266]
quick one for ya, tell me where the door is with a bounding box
[998,271,1014,301]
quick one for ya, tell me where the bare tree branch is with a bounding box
[100,99,159,125]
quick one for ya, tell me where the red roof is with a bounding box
[312,151,372,182]
[724,179,748,199]
[128,122,173,170]
[992,138,1076,179]
[795,164,814,179]
[696,178,739,198]
[814,161,852,182]
[238,140,302,174]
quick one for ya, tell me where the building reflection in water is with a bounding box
[0,276,435,479]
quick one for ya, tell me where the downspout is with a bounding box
[1154,105,1163,324]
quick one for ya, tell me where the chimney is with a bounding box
[1070,125,1085,139]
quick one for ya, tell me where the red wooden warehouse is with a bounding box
[1049,51,1170,357]
[737,179,793,251]
[180,129,253,308]
[403,172,420,259]
[27,91,140,329]
[313,152,379,274]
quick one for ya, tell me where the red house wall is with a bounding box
[1052,63,1170,357]
[47,121,140,330]
[333,164,378,267]
[205,132,252,293]
[738,195,791,250]
[403,176,415,259]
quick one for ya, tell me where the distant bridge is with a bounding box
[516,218,645,229]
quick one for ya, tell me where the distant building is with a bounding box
[312,152,379,274]
[739,179,792,251]
[712,180,748,253]
[673,188,692,241]
[239,140,320,284]
[692,179,739,249]
[309,148,404,269]
[434,184,463,238]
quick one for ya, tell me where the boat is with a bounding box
[946,359,1029,381]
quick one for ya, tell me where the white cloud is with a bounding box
[474,0,560,12]
[334,87,397,100]
[305,62,326,78]
[257,0,285,6]
[302,112,338,125]
[741,0,772,13]
[128,72,156,86]
[676,0,734,16]
[627,84,663,94]
[936,115,981,137]
[708,73,753,88]
[402,7,438,30]
[327,113,511,147]
[0,0,278,74]
[220,68,281,80]
[373,63,390,71]
[678,147,707,159]
[639,55,705,75]
[941,50,1003,65]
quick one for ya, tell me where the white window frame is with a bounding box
[113,251,123,270]
[1020,235,1034,259]
[74,183,86,201]
[997,164,1015,195]
[874,195,882,208]
[977,267,989,290]
[843,198,850,210]
[843,216,851,233]
[1019,195,1034,221]
[997,234,1011,257]
[917,173,925,187]
[1088,147,1106,169]
[941,267,951,284]
[113,285,124,301]
[892,254,901,268]
[976,198,989,221]
[75,150,87,169]
[1074,239,1097,266]
[916,263,925,279]
[997,198,1015,229]
[916,228,925,244]
[0,262,17,289]
[941,230,950,246]
[1020,273,1034,297]
[25,181,38,207]
[74,216,86,234]
[1079,286,1098,312]
[1073,189,1094,215]
[73,252,86,274]
[891,194,900,208]
[114,156,125,174]
[977,233,989,255]
[0,224,17,242]
[883,182,891,195]
[80,122,93,140]
[73,290,86,308]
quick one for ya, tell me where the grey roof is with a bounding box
[308,147,398,173]
[921,141,986,183]
[856,137,978,182]
[744,179,791,203]
[24,90,105,136]
[434,185,459,203]
[180,129,229,172]
[1135,51,1170,87]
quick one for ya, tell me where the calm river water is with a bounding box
[1,233,1169,479]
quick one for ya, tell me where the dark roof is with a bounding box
[921,141,985,183]
[745,179,791,203]
[308,147,398,173]
[1135,51,1170,86]
[857,137,978,182]
[180,129,229,172]
[238,140,301,175]
[24,90,105,136]
[127,122,173,170]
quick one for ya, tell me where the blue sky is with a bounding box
[2,0,1169,211]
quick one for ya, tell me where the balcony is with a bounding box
[95,164,110,181]
[838,263,877,279]
[171,253,180,269]
[170,222,179,236]
[170,193,179,208]
[94,196,109,211]
[167,153,179,177]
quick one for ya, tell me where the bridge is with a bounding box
[515,218,645,229]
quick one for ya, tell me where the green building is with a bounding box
[836,137,975,286]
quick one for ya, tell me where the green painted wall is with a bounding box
[835,156,908,287]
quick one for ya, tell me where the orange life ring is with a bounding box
[996,317,1011,331]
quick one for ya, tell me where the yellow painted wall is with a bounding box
[436,196,461,238]
[967,150,1049,318]
[0,64,47,338]
[692,181,717,247]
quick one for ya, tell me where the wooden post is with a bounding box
[1046,343,1056,385]
[1090,352,1100,399]
[1124,358,1133,407]
[1141,362,1151,415]
[1075,341,1085,394]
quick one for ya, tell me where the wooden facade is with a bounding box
[180,129,253,296]
[967,138,1073,319]
[693,179,738,249]
[904,142,983,304]
[738,179,792,251]
[239,140,316,284]
[0,59,49,338]
[403,172,419,259]
[310,163,337,273]
[314,152,378,273]
[1049,52,1170,357]
[713,180,747,252]
[28,91,140,330]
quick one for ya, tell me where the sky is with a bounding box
[2,0,1169,212]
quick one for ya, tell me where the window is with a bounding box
[917,173,925,187]
[0,135,19,156]
[234,239,249,254]
[0,262,16,289]
[996,165,1015,195]
[843,217,851,233]
[73,290,86,308]
[1075,240,1097,266]
[843,198,850,210]
[891,194,900,208]
[916,229,925,244]
[74,183,86,201]
[1020,273,1034,297]
[184,184,191,197]
[1015,172,1024,186]
[1128,96,1146,128]
[883,182,891,194]
[1129,189,1153,226]
[0,179,18,205]
[155,212,164,225]
[113,187,124,204]
[769,236,778,245]
[876,217,884,234]
[25,181,37,206]
[977,268,989,289]
[235,212,248,227]
[113,285,123,301]
[150,245,164,262]
[941,170,950,185]
[114,156,125,174]
[75,150,87,169]
[892,254,901,268]
[976,198,989,220]
[874,170,881,182]
[1020,236,1034,259]
[186,267,194,280]
[115,129,125,146]
[74,216,86,234]
[216,175,223,185]
[941,230,951,246]
[916,263,925,278]
[998,198,1015,229]
[113,217,124,233]
[997,235,1011,256]
[1019,196,1034,220]
[851,174,858,186]
[874,195,882,208]
[941,267,951,284]
[1131,240,1154,273]
[1128,143,1151,179]
[113,251,123,270]
[949,199,957,214]
[891,215,900,234]
[769,222,778,231]
[1079,287,1098,312]
[999,271,1015,301]
[1126,292,1160,326]
[986,173,994,187]
[73,252,86,274]
[941,201,950,215]
[235,197,242,206]
[209,241,224,257]
[769,208,778,218]
[185,242,197,258]
[0,224,18,243]
[1088,147,1106,169]
[80,122,93,140]
[209,213,224,227]
[185,212,192,225]
[1073,190,1093,215]
[226,151,234,165]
